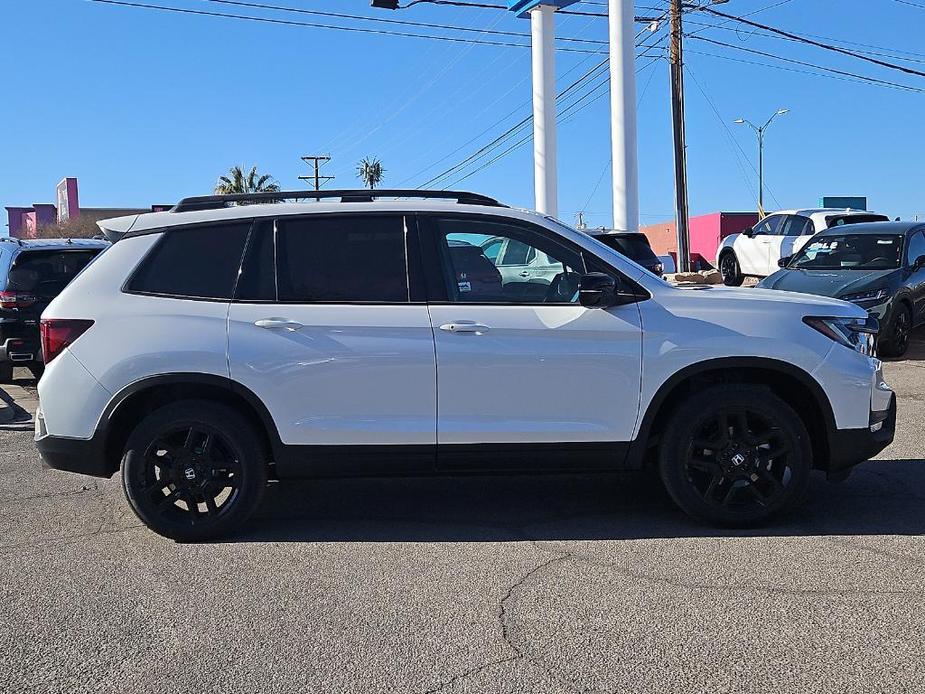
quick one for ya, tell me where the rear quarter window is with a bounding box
[126,223,251,300]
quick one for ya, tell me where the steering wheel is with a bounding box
[545,271,582,303]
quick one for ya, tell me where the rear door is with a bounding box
[227,213,437,475]
[776,215,813,269]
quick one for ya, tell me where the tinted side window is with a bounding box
[498,239,535,266]
[235,221,276,302]
[907,232,925,265]
[753,215,783,236]
[10,250,101,297]
[781,215,812,237]
[276,215,408,303]
[127,223,250,299]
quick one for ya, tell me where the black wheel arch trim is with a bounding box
[100,372,286,465]
[627,356,838,469]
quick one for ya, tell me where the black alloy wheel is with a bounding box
[720,252,744,287]
[122,401,267,541]
[881,303,911,358]
[659,385,811,526]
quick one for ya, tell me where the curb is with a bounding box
[0,385,35,431]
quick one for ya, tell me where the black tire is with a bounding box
[658,384,812,527]
[121,400,268,542]
[879,302,912,359]
[0,363,13,384]
[719,251,744,287]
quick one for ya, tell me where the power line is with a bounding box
[689,35,925,93]
[703,6,925,79]
[194,0,609,45]
[688,47,925,94]
[86,0,606,54]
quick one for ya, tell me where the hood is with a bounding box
[758,268,900,298]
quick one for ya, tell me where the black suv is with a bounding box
[590,231,664,277]
[0,238,109,381]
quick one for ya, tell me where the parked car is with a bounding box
[717,209,890,286]
[36,189,895,540]
[589,231,664,277]
[0,237,109,382]
[758,222,925,358]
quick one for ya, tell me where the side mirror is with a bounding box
[579,273,636,308]
[915,255,925,270]
[741,227,754,238]
[778,255,792,268]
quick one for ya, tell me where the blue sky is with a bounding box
[2,0,924,233]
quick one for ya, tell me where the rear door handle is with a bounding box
[255,318,304,331]
[439,322,490,334]
[518,271,530,277]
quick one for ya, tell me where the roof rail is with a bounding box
[170,189,504,213]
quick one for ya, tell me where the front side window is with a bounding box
[789,234,903,270]
[127,223,250,299]
[435,218,585,304]
[275,215,408,303]
[752,215,783,236]
[906,232,925,266]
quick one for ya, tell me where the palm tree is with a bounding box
[215,165,281,195]
[356,157,385,190]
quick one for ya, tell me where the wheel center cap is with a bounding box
[731,452,747,467]
[184,467,197,481]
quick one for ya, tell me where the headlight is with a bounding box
[839,288,889,306]
[804,316,879,356]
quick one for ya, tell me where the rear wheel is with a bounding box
[879,302,911,358]
[658,385,812,526]
[121,400,268,542]
[719,251,744,286]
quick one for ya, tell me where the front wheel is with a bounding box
[879,302,911,358]
[658,385,812,527]
[719,252,744,286]
[121,400,268,541]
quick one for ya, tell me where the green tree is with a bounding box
[215,165,281,195]
[356,157,385,190]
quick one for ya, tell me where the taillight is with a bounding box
[40,319,94,364]
[0,290,38,309]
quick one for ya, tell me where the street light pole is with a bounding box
[734,108,789,215]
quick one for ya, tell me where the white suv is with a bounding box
[35,190,896,540]
[717,208,890,285]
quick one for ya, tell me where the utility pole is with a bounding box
[529,4,558,217]
[669,0,691,273]
[298,155,335,191]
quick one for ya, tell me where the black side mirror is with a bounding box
[741,227,754,238]
[915,255,925,270]
[579,273,637,308]
[778,255,792,268]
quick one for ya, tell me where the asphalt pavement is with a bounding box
[2,337,924,694]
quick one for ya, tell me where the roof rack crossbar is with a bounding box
[170,189,504,213]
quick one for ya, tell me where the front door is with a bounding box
[736,214,784,276]
[227,214,436,475]
[422,215,643,470]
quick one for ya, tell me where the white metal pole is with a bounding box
[609,0,639,231]
[531,5,558,217]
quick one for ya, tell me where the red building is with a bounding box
[641,211,759,268]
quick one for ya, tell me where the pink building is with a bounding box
[641,211,759,268]
[5,177,170,239]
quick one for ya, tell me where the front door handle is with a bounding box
[439,322,490,334]
[518,271,531,277]
[255,318,304,331]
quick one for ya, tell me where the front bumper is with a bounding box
[827,393,896,473]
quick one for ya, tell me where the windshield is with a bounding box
[594,235,659,264]
[788,234,902,270]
